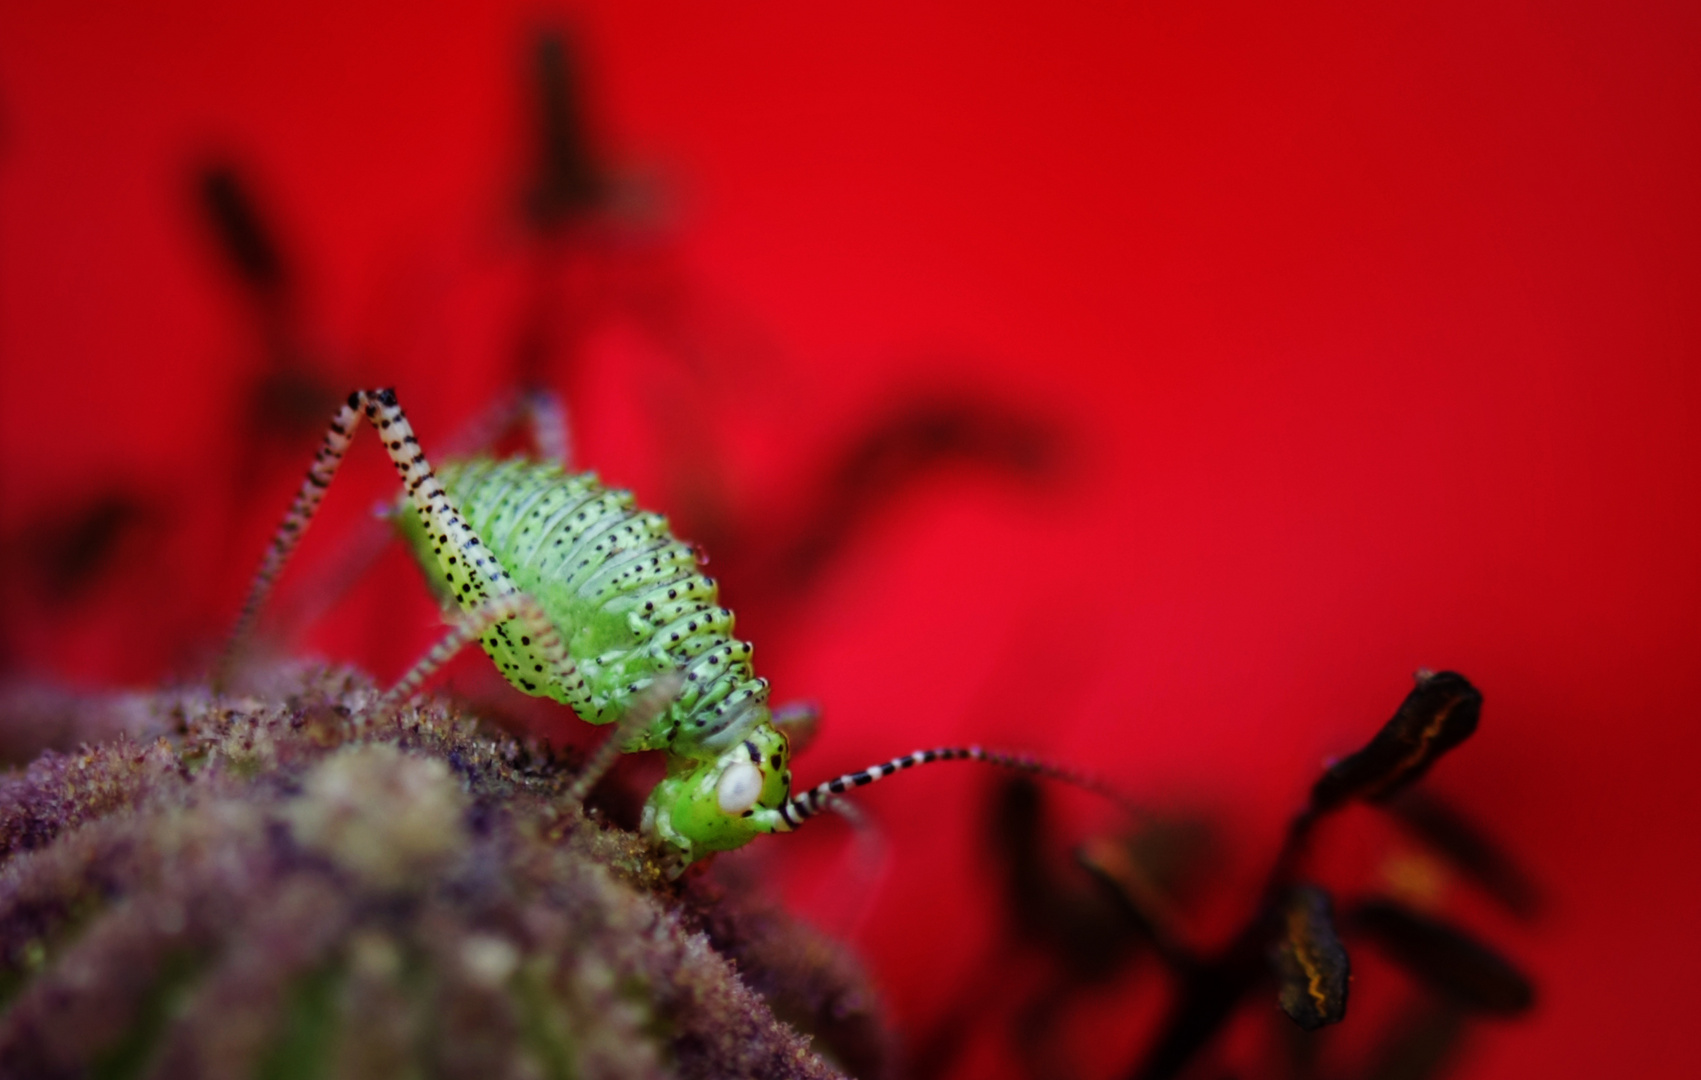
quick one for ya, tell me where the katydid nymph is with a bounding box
[220,389,1126,863]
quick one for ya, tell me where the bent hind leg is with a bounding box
[218,389,578,699]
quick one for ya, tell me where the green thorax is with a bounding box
[394,457,772,761]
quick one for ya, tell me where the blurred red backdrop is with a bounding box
[2,2,1697,1077]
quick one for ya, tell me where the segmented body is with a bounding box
[396,458,774,763]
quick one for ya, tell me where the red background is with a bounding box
[2,2,1697,1077]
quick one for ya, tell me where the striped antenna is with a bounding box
[775,745,1136,831]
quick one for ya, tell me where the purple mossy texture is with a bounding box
[0,665,879,1080]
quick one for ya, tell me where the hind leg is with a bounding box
[379,591,575,709]
[219,389,579,700]
[439,385,571,467]
[271,385,575,650]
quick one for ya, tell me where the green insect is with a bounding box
[221,388,1120,863]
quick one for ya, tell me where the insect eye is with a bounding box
[716,762,764,815]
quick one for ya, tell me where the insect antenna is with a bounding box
[777,745,1137,831]
[566,672,685,805]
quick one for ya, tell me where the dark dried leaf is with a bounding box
[1077,832,1194,972]
[22,493,152,601]
[1387,788,1543,920]
[986,778,1144,978]
[1269,885,1350,1031]
[197,163,287,294]
[1350,898,1535,1016]
[526,29,603,228]
[1311,671,1481,811]
[777,397,1062,591]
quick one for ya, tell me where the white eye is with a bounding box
[716,762,764,815]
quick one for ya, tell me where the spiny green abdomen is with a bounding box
[396,458,770,760]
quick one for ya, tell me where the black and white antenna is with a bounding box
[774,745,1136,831]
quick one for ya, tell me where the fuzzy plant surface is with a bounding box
[0,664,883,1080]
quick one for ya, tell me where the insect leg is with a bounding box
[221,388,567,694]
[379,591,575,709]
[438,385,571,466]
[217,397,366,691]
[521,386,571,467]
[352,388,600,706]
[770,701,822,756]
[565,672,684,804]
[370,389,587,708]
